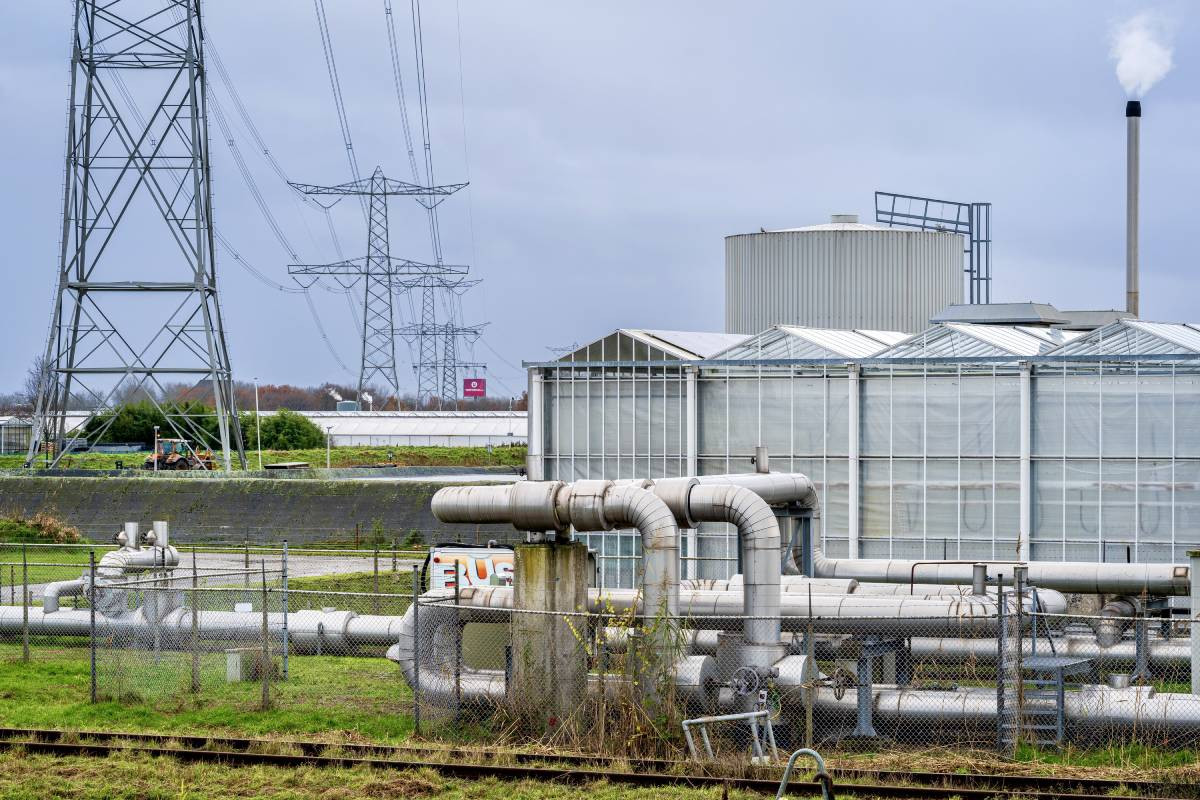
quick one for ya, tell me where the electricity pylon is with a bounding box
[28,0,245,470]
[288,167,467,403]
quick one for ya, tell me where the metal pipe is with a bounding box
[907,633,1191,669]
[701,471,1190,596]
[432,480,680,621]
[812,683,1200,738]
[41,579,85,613]
[972,564,987,597]
[1127,99,1141,317]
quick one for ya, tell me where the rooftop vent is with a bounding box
[830,214,859,224]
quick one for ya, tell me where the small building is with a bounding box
[0,417,32,455]
[289,410,527,448]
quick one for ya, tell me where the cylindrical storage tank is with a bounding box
[725,214,963,334]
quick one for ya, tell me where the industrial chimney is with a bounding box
[1126,100,1141,317]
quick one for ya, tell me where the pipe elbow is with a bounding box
[42,579,85,613]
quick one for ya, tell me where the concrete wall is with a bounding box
[0,476,521,546]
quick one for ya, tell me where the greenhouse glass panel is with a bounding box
[1032,372,1066,457]
[1101,371,1138,458]
[1177,374,1200,458]
[826,376,850,457]
[925,376,960,457]
[861,376,892,456]
[891,458,924,556]
[1063,459,1101,561]
[860,459,891,555]
[1137,459,1173,548]
[891,375,925,457]
[1137,374,1173,458]
[791,377,827,456]
[759,376,792,456]
[960,374,996,457]
[1065,374,1101,457]
[697,375,727,456]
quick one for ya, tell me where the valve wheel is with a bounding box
[731,666,760,696]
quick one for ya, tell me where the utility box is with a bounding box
[225,647,258,683]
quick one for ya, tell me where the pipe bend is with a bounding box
[602,484,680,620]
[42,579,85,613]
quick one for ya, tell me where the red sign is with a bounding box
[463,377,486,398]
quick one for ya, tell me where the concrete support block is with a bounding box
[512,541,589,732]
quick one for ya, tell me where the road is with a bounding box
[20,551,423,604]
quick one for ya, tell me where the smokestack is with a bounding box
[1126,100,1141,317]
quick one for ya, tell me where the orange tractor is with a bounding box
[143,438,216,471]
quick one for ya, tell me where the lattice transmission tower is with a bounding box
[28,0,245,470]
[288,167,469,403]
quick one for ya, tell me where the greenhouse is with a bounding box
[527,320,1200,588]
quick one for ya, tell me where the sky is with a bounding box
[1,1,1197,398]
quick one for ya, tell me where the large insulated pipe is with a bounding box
[653,478,782,650]
[701,471,1190,596]
[432,480,680,620]
[1127,99,1141,317]
[812,683,1200,738]
[422,585,1035,638]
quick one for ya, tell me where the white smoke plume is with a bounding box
[1110,12,1175,97]
[327,387,343,402]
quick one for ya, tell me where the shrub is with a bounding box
[0,512,85,543]
[84,400,218,447]
[240,408,326,450]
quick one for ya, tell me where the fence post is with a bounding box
[373,547,380,614]
[995,573,1005,753]
[190,547,200,693]
[89,551,97,704]
[260,560,270,710]
[805,584,814,749]
[21,544,29,662]
[391,538,397,578]
[243,540,249,589]
[1013,566,1027,751]
[281,540,289,681]
[454,559,462,721]
[412,564,420,736]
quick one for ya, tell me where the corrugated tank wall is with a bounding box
[724,228,963,334]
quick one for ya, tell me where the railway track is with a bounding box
[0,727,1194,800]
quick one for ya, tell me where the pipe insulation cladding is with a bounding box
[1127,99,1141,317]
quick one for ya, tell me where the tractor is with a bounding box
[143,438,216,471]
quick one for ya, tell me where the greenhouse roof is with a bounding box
[712,325,904,360]
[880,323,1081,358]
[1048,319,1200,357]
[559,329,748,362]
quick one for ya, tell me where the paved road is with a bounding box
[20,551,423,603]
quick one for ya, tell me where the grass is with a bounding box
[0,445,527,472]
[287,569,415,596]
[0,644,412,744]
[0,753,775,800]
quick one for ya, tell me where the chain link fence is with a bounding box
[2,551,1199,765]
[409,592,1200,762]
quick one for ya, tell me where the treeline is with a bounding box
[83,401,327,449]
[0,374,527,417]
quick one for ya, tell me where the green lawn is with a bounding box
[0,644,412,744]
[0,445,526,472]
[0,545,101,588]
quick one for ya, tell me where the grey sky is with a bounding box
[1,2,1195,397]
